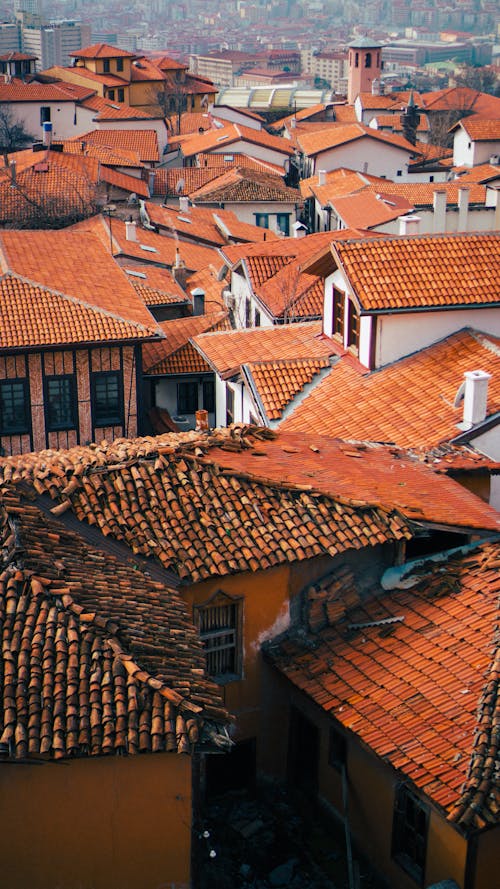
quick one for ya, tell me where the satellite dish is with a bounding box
[175,178,185,194]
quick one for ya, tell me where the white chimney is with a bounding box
[495,189,500,230]
[179,196,190,213]
[318,169,327,186]
[398,214,420,236]
[43,121,52,148]
[125,220,137,241]
[458,186,469,232]
[462,370,491,429]
[433,188,447,233]
[9,159,16,187]
[191,287,205,316]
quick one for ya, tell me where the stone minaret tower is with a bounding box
[347,36,382,106]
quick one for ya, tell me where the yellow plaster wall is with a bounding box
[0,753,192,889]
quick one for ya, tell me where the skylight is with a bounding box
[125,268,147,278]
[140,244,158,253]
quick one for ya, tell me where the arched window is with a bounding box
[365,52,372,69]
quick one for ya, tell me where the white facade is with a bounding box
[189,140,292,172]
[323,266,500,369]
[303,139,415,181]
[3,99,80,142]
[193,199,297,234]
[453,125,500,168]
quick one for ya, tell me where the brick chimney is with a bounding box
[195,409,209,431]
[172,247,187,290]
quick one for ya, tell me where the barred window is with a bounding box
[196,593,242,680]
[45,376,76,431]
[0,380,30,435]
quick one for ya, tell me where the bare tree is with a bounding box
[0,105,34,161]
[453,65,500,97]
[148,84,188,136]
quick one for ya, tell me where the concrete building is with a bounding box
[21,18,91,70]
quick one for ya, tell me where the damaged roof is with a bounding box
[265,540,500,830]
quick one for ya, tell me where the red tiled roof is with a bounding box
[265,541,500,826]
[300,167,386,201]
[421,86,500,118]
[332,232,500,312]
[363,180,486,206]
[281,330,500,448]
[456,116,500,141]
[0,230,159,331]
[0,428,412,583]
[80,94,155,120]
[189,166,300,203]
[45,65,128,89]
[0,487,228,760]
[0,78,95,102]
[296,123,420,158]
[151,168,225,197]
[143,312,230,374]
[123,264,188,306]
[67,129,159,163]
[180,123,295,160]
[245,357,331,420]
[328,190,414,229]
[144,202,279,247]
[193,322,343,378]
[71,43,135,59]
[195,153,285,175]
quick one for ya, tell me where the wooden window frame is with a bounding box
[91,370,123,427]
[332,287,345,340]
[346,298,360,353]
[194,591,243,682]
[226,384,235,425]
[177,380,198,415]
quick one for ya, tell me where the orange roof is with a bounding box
[144,202,279,246]
[0,275,157,348]
[456,116,500,141]
[0,230,158,332]
[151,167,224,197]
[266,540,500,825]
[328,190,414,229]
[332,232,500,312]
[0,159,99,227]
[421,86,500,118]
[195,152,285,175]
[70,215,220,273]
[45,64,128,89]
[300,167,387,201]
[453,162,500,184]
[193,322,338,377]
[374,113,429,132]
[0,485,228,761]
[80,94,155,121]
[254,262,325,320]
[122,264,188,306]
[71,43,135,59]
[364,180,486,206]
[144,312,230,375]
[0,427,412,583]
[0,78,95,102]
[99,165,149,197]
[67,129,159,163]
[296,123,420,157]
[245,356,331,420]
[180,123,295,160]
[281,329,500,448]
[186,266,226,310]
[189,166,300,204]
[63,139,143,168]
[206,431,500,530]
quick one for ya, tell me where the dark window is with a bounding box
[226,385,234,425]
[245,297,251,327]
[277,213,290,236]
[177,381,198,414]
[0,380,30,435]
[255,213,269,229]
[92,371,123,427]
[40,106,51,124]
[355,52,359,68]
[328,727,347,770]
[392,785,429,884]
[196,594,242,679]
[103,59,110,73]
[254,309,261,328]
[347,299,359,352]
[116,58,124,72]
[117,88,124,102]
[203,380,215,413]
[365,52,372,68]
[45,376,76,431]
[332,287,345,339]
[107,89,115,100]
[396,169,402,177]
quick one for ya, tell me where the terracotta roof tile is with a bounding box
[421,86,500,118]
[180,123,295,160]
[300,167,386,201]
[144,202,278,246]
[80,94,155,120]
[67,129,159,163]
[245,357,331,420]
[143,312,230,375]
[0,78,95,102]
[151,167,225,197]
[265,541,500,827]
[328,190,414,230]
[0,486,229,760]
[333,231,500,312]
[71,43,135,59]
[296,123,420,158]
[457,116,500,141]
[189,166,300,204]
[0,428,413,584]
[195,153,285,175]
[193,321,337,377]
[0,161,98,228]
[281,329,500,448]
[0,229,159,331]
[364,179,486,207]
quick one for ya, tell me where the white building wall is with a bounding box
[453,127,474,167]
[468,427,500,463]
[194,199,297,232]
[96,117,169,156]
[4,100,77,141]
[207,140,291,170]
[376,308,500,368]
[308,140,414,181]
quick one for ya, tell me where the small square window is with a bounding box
[0,379,30,435]
[45,375,76,431]
[177,381,198,414]
[396,170,402,177]
[116,58,124,72]
[255,213,269,229]
[92,371,123,427]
